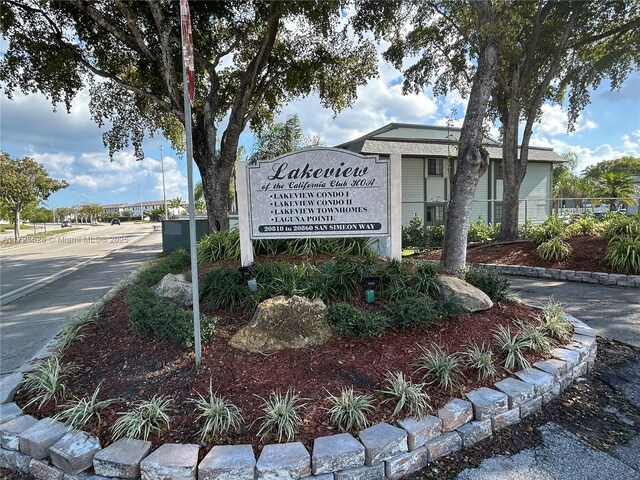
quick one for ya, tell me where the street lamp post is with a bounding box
[150,140,168,220]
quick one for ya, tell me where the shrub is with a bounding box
[410,261,441,297]
[192,379,243,441]
[22,356,71,409]
[111,395,173,441]
[604,235,640,274]
[468,218,496,243]
[402,215,427,248]
[201,267,252,310]
[325,303,388,338]
[138,250,191,287]
[323,258,371,301]
[127,285,217,346]
[255,237,375,258]
[256,389,306,443]
[414,345,461,392]
[197,229,241,264]
[530,215,567,245]
[542,299,573,342]
[54,384,117,429]
[536,237,572,262]
[601,215,640,242]
[463,343,496,380]
[377,259,411,300]
[463,267,511,302]
[384,296,439,331]
[325,388,373,432]
[426,223,445,247]
[493,325,531,372]
[566,214,600,236]
[434,297,468,319]
[519,219,536,239]
[378,371,430,419]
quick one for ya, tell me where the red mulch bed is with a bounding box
[14,259,560,456]
[415,236,615,273]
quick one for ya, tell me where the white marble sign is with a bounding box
[245,148,390,238]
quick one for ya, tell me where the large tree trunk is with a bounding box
[440,1,499,274]
[496,92,526,241]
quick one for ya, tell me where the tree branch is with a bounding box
[114,0,155,61]
[571,17,640,49]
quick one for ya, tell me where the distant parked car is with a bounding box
[111,218,121,225]
[61,220,71,228]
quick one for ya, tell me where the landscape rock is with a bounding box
[436,276,493,312]
[154,273,193,307]
[229,295,331,352]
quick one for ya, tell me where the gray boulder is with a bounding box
[229,295,331,352]
[154,273,193,307]
[437,275,493,312]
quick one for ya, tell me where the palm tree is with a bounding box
[168,197,183,218]
[593,172,638,210]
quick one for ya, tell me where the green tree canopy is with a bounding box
[1,0,377,232]
[583,156,640,181]
[0,152,68,239]
[592,172,638,209]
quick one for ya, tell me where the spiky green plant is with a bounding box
[604,235,640,274]
[536,237,572,262]
[111,395,173,441]
[414,345,461,392]
[463,343,497,380]
[517,320,553,354]
[191,380,243,441]
[53,383,118,429]
[542,299,573,342]
[325,388,374,432]
[256,389,306,443]
[493,325,531,372]
[22,356,72,409]
[378,371,430,419]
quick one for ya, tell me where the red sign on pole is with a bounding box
[180,0,195,104]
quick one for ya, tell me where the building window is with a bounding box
[495,162,503,180]
[426,205,444,223]
[427,158,444,176]
[494,202,503,223]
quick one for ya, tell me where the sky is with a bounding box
[1,45,639,209]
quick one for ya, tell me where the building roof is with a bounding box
[336,123,564,163]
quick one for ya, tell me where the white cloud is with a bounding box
[533,104,598,137]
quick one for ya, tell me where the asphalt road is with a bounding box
[0,222,154,305]
[508,276,640,349]
[0,227,162,375]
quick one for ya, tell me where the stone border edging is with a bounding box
[472,263,640,288]
[0,315,597,480]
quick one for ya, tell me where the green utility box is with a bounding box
[162,219,209,253]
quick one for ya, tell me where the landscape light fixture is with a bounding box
[362,276,380,304]
[238,266,258,292]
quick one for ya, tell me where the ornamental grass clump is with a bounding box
[191,379,243,441]
[22,356,72,409]
[463,343,497,380]
[411,261,441,297]
[378,371,430,419]
[542,299,573,342]
[536,237,572,262]
[256,389,306,443]
[601,215,640,242]
[111,395,173,441]
[604,235,640,274]
[54,383,118,429]
[414,344,461,393]
[325,387,374,432]
[493,324,531,372]
[517,320,553,354]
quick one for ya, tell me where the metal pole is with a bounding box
[180,19,202,368]
[151,140,169,220]
[139,184,144,222]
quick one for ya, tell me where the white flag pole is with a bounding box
[179,0,201,367]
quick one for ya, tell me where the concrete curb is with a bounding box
[0,228,155,306]
[471,263,640,288]
[0,314,598,480]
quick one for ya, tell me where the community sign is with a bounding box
[244,148,390,239]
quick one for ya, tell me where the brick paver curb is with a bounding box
[0,318,597,479]
[472,263,640,288]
